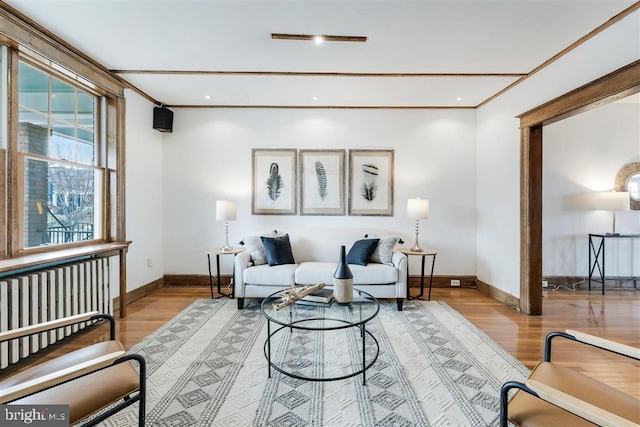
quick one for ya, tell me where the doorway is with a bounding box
[518,60,640,315]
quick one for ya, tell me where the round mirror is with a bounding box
[615,162,640,210]
[628,173,640,201]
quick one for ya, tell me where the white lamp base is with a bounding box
[411,219,424,252]
[221,221,233,251]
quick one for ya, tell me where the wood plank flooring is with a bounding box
[3,286,639,400]
[442,287,640,398]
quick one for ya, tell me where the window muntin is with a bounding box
[18,59,102,249]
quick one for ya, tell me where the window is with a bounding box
[18,60,103,249]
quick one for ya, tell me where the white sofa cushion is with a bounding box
[350,263,398,285]
[295,261,398,286]
[243,263,298,286]
[294,262,335,285]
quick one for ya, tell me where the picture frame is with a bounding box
[349,149,394,216]
[300,149,345,215]
[252,149,297,215]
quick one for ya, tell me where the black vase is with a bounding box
[333,245,353,305]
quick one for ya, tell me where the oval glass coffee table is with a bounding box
[260,288,380,385]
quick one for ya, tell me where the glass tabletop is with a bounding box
[260,287,380,330]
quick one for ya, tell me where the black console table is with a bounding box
[588,233,640,295]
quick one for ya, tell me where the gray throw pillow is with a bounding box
[369,236,401,264]
[241,235,268,266]
[240,230,279,266]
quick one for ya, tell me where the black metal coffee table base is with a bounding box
[260,288,381,385]
[264,318,380,385]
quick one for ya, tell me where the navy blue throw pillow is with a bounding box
[261,234,295,266]
[346,238,380,266]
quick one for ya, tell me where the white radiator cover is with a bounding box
[0,257,112,368]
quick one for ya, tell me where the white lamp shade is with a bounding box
[407,198,429,219]
[596,192,630,211]
[216,200,237,221]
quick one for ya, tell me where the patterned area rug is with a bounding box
[98,299,529,427]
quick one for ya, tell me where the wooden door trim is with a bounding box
[518,60,640,315]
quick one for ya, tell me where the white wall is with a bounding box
[162,108,477,278]
[124,10,639,298]
[476,10,640,297]
[123,89,165,295]
[543,101,640,278]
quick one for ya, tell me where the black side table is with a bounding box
[205,247,244,299]
[399,249,437,301]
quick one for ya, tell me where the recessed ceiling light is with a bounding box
[456,97,463,101]
[205,95,211,100]
[312,96,319,100]
[314,35,324,45]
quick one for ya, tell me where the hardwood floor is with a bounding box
[441,287,640,398]
[3,286,639,400]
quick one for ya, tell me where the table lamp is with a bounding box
[596,191,630,236]
[216,200,237,251]
[407,198,429,252]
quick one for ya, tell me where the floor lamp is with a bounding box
[407,198,429,252]
[216,200,237,251]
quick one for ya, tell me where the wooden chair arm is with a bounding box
[566,329,640,360]
[0,350,125,403]
[0,311,101,343]
[525,379,640,427]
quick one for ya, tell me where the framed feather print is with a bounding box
[252,149,297,215]
[300,149,345,215]
[348,149,394,216]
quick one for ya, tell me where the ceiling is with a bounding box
[3,0,638,108]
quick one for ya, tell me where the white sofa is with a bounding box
[233,228,408,310]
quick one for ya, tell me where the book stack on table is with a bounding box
[296,288,334,306]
